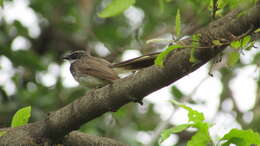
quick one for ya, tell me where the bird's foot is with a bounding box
[130,96,143,105]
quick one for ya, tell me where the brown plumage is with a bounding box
[63,50,119,88]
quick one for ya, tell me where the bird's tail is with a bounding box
[111,52,160,73]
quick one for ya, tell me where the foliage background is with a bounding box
[0,0,259,145]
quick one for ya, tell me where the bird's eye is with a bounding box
[70,52,84,59]
[71,53,78,59]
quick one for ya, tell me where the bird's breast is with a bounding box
[78,76,107,88]
[70,60,111,88]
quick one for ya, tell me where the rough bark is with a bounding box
[63,131,128,146]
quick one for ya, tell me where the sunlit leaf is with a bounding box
[221,129,260,146]
[227,51,240,67]
[217,0,226,9]
[212,40,222,46]
[230,36,252,49]
[245,41,255,50]
[175,9,181,38]
[171,100,204,123]
[160,124,191,143]
[11,106,31,128]
[255,28,260,33]
[189,34,201,63]
[171,86,184,99]
[188,122,212,146]
[155,44,183,67]
[230,40,241,49]
[241,36,251,47]
[167,100,214,145]
[114,106,127,118]
[98,0,135,18]
[192,33,201,43]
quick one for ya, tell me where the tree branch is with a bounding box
[0,2,259,146]
[63,131,128,146]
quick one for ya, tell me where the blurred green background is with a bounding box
[0,0,259,145]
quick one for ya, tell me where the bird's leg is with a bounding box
[129,96,143,105]
[208,52,223,76]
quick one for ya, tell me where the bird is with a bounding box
[63,50,160,88]
[62,50,120,88]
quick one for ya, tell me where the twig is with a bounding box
[145,111,175,146]
[145,76,209,146]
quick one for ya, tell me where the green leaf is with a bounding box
[171,124,191,133]
[13,21,29,36]
[221,129,260,146]
[171,100,204,123]
[160,124,191,143]
[0,131,6,137]
[227,51,240,67]
[189,48,198,63]
[243,41,255,51]
[188,122,212,146]
[191,33,201,43]
[221,138,246,146]
[175,9,181,38]
[171,86,184,99]
[98,0,135,18]
[230,40,241,49]
[11,106,31,128]
[241,36,251,47]
[217,0,226,9]
[167,100,213,145]
[230,36,251,50]
[189,34,201,63]
[212,40,222,46]
[155,44,183,67]
[255,28,260,33]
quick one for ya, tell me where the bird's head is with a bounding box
[62,50,86,62]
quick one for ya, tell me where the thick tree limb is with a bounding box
[63,131,128,146]
[0,3,259,146]
[0,126,127,146]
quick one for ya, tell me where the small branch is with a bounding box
[146,76,210,146]
[212,0,218,20]
[145,111,175,146]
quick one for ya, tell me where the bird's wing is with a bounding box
[78,58,120,82]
